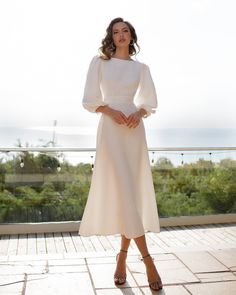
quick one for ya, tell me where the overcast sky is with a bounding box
[0,0,235,135]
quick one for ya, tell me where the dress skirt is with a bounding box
[79,102,160,239]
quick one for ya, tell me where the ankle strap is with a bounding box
[141,253,155,262]
[120,249,128,253]
[142,253,150,259]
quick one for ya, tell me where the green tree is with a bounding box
[200,168,236,213]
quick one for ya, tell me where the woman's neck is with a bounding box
[112,48,130,60]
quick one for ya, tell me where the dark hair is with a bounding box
[99,17,140,60]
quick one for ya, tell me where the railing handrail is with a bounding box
[0,147,236,153]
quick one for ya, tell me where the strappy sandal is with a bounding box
[114,249,128,285]
[141,253,163,291]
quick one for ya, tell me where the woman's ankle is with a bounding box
[141,254,155,266]
[142,253,150,259]
[117,249,128,261]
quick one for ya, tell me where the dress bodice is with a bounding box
[100,58,141,104]
[82,55,158,117]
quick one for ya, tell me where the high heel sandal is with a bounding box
[141,253,163,291]
[114,249,128,285]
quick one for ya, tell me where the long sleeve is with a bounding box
[135,63,158,117]
[82,56,107,113]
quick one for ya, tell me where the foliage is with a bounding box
[199,167,236,213]
[152,157,236,217]
[0,152,235,222]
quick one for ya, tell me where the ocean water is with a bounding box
[0,127,236,166]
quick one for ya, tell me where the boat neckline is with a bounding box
[111,57,135,62]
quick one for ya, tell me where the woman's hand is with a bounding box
[96,105,128,125]
[109,109,128,125]
[96,106,147,128]
[127,109,147,128]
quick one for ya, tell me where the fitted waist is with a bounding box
[103,95,135,104]
[103,97,138,116]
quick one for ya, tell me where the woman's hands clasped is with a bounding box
[126,111,142,128]
[109,109,128,125]
[108,108,144,128]
[96,106,147,128]
[110,110,142,128]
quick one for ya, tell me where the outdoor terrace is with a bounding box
[0,223,236,294]
[0,147,236,294]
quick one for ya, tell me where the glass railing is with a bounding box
[0,147,235,223]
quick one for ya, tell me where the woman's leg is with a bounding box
[114,235,131,283]
[121,234,131,251]
[134,234,163,289]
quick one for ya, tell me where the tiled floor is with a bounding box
[0,224,236,294]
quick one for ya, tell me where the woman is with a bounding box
[79,17,163,291]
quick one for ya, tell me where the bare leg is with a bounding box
[134,234,163,289]
[120,234,131,251]
[114,234,131,284]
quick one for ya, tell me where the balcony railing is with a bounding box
[0,146,236,234]
[1,146,235,152]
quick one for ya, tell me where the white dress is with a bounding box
[79,55,160,239]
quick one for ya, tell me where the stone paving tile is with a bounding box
[48,264,87,274]
[87,253,176,265]
[150,253,177,261]
[214,243,236,250]
[0,260,46,266]
[181,243,236,252]
[96,288,143,294]
[88,263,137,289]
[25,273,95,295]
[141,285,190,295]
[128,259,199,286]
[0,274,25,295]
[164,245,214,252]
[185,280,236,295]
[87,256,124,264]
[1,248,236,294]
[174,251,228,273]
[8,253,64,261]
[48,258,86,265]
[196,271,236,282]
[0,255,8,262]
[63,251,117,259]
[210,249,236,269]
[0,262,47,275]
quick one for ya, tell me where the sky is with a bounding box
[0,0,235,137]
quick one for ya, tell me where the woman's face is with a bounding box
[112,22,132,48]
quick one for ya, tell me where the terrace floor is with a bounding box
[0,223,236,294]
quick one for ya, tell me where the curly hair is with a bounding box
[99,17,140,60]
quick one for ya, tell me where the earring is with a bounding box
[129,40,134,46]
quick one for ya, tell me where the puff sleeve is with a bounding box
[82,56,107,113]
[135,63,158,117]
